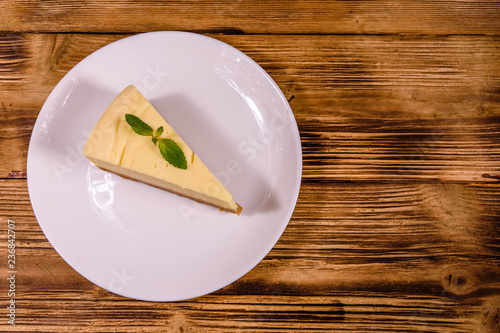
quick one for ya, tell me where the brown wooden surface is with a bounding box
[1,1,499,332]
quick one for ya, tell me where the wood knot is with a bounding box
[442,268,479,296]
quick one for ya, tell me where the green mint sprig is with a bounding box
[125,113,187,170]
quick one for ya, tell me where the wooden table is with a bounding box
[1,1,499,332]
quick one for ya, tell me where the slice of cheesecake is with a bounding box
[83,85,242,214]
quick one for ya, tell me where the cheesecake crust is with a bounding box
[94,164,242,215]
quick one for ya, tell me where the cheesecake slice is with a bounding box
[83,85,242,214]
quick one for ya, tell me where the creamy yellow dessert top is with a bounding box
[83,85,241,214]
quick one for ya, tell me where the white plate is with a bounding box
[27,31,302,301]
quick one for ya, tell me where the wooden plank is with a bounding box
[1,34,499,180]
[2,33,499,107]
[1,292,497,332]
[3,178,500,267]
[5,180,498,285]
[1,0,500,35]
[300,116,500,182]
[0,179,499,331]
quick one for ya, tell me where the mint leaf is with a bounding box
[155,126,164,137]
[125,114,187,170]
[158,138,187,170]
[125,114,153,136]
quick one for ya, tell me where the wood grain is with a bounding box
[1,34,499,180]
[1,0,500,35]
[1,1,499,331]
[1,179,499,332]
